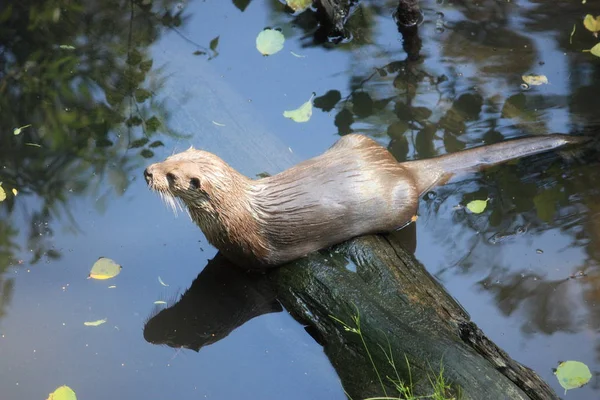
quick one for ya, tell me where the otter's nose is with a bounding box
[144,165,155,184]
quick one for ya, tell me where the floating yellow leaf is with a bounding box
[466,199,489,214]
[583,14,600,36]
[590,43,600,57]
[12,188,17,196]
[84,318,107,326]
[89,257,122,280]
[13,124,31,135]
[286,0,312,13]
[256,28,285,56]
[555,360,591,394]
[108,285,116,289]
[46,385,77,400]
[0,184,5,202]
[154,301,167,305]
[283,94,315,123]
[521,74,548,86]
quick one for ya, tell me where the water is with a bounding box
[1,0,600,398]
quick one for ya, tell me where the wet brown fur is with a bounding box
[144,133,586,269]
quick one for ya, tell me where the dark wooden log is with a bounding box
[268,232,559,400]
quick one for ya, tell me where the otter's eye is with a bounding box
[166,172,176,184]
[190,177,201,190]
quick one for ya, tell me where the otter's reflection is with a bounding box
[143,253,282,351]
[143,222,419,352]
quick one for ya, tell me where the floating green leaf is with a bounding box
[589,43,600,57]
[522,74,548,86]
[466,199,489,214]
[283,94,314,123]
[46,385,77,400]
[84,318,107,326]
[583,14,600,36]
[13,124,31,135]
[89,257,122,280]
[256,28,285,56]
[555,360,591,394]
[59,45,76,50]
[286,0,312,13]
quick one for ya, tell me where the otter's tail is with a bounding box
[402,134,589,195]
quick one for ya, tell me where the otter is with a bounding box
[144,133,586,269]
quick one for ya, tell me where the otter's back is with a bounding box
[253,134,418,264]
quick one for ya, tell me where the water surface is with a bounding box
[1,0,600,398]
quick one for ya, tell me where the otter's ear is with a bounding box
[190,177,201,190]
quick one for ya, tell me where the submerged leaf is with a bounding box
[256,28,285,56]
[521,74,548,86]
[84,318,107,326]
[89,257,122,280]
[210,36,220,52]
[555,360,591,393]
[283,94,315,123]
[466,199,489,214]
[46,385,77,400]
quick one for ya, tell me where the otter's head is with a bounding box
[143,147,245,217]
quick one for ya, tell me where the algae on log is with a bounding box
[269,233,558,400]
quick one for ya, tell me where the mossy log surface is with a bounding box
[269,233,558,400]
